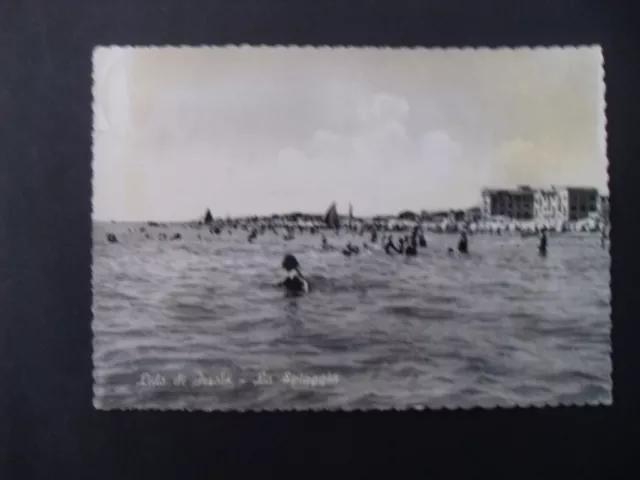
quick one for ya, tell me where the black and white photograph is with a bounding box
[91,45,610,410]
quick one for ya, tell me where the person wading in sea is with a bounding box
[538,228,548,256]
[278,254,310,296]
[404,236,418,256]
[458,231,469,254]
[384,236,402,255]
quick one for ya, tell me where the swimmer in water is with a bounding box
[601,226,608,249]
[321,234,331,250]
[409,228,424,251]
[418,232,427,248]
[384,236,401,255]
[278,254,310,295]
[405,236,417,256]
[397,238,405,254]
[342,241,359,256]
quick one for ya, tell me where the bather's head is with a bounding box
[281,253,300,272]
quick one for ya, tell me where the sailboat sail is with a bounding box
[324,202,340,230]
[348,203,353,228]
[203,208,213,225]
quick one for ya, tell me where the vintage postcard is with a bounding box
[91,45,610,411]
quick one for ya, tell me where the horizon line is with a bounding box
[91,184,609,224]
[91,205,489,224]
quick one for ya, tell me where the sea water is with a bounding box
[91,222,611,410]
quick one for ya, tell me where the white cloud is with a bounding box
[269,93,475,213]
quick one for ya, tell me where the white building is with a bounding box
[533,188,567,224]
[482,185,600,226]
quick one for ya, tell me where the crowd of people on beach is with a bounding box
[105,220,530,255]
[102,218,581,296]
[103,212,610,260]
[101,195,613,297]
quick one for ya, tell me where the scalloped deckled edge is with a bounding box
[90,46,99,408]
[93,399,610,413]
[90,44,605,54]
[90,44,612,412]
[601,45,613,405]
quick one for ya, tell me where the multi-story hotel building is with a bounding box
[566,187,599,221]
[482,185,600,223]
[532,188,565,223]
[481,186,535,220]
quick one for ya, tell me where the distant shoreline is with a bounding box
[93,214,608,226]
[94,218,608,235]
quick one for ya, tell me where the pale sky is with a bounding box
[92,45,606,221]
